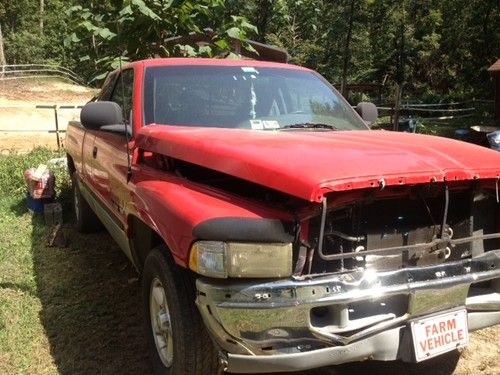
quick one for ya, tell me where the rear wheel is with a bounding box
[71,172,101,232]
[142,246,217,375]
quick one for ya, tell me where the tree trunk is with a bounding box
[39,0,45,33]
[256,0,272,42]
[393,0,406,131]
[340,0,356,99]
[0,24,6,78]
[90,1,98,59]
[395,0,406,85]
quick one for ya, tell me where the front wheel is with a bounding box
[142,246,217,375]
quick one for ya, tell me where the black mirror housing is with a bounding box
[100,124,132,137]
[355,102,378,127]
[81,101,123,130]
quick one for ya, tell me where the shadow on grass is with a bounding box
[31,214,152,374]
[9,197,30,217]
[0,282,36,296]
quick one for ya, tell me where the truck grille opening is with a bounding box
[307,184,499,274]
[310,294,408,336]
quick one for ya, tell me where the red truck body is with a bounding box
[66,57,500,374]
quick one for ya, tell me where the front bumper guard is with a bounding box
[196,250,500,373]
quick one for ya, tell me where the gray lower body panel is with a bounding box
[77,178,132,261]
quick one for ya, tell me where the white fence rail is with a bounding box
[0,104,84,149]
[0,64,87,86]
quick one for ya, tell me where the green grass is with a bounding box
[0,149,151,374]
[376,108,499,139]
[417,115,500,138]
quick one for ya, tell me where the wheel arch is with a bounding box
[67,153,76,175]
[128,214,167,272]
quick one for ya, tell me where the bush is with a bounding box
[4,31,46,64]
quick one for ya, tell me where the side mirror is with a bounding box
[100,124,132,137]
[487,131,500,151]
[355,102,378,127]
[81,101,123,130]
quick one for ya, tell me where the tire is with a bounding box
[142,246,217,375]
[71,172,101,233]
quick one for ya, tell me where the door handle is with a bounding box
[92,146,98,158]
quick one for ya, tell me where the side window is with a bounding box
[110,69,134,124]
[98,72,118,101]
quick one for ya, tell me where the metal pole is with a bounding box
[53,105,60,149]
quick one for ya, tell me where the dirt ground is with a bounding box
[0,78,96,153]
[0,78,498,374]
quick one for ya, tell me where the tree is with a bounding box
[39,0,44,33]
[64,0,258,82]
[0,0,499,98]
[340,0,356,97]
[0,23,6,77]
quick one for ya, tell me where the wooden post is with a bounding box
[54,105,60,150]
[495,72,500,119]
[36,104,61,149]
[393,83,402,131]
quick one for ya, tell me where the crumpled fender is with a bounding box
[131,175,293,267]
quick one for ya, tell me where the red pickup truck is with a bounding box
[66,58,500,374]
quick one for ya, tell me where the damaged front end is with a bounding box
[195,180,500,373]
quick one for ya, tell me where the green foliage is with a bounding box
[0,0,499,98]
[3,31,46,63]
[1,0,68,65]
[229,0,500,101]
[62,0,257,82]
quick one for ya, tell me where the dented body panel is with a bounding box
[135,125,500,202]
[130,168,293,266]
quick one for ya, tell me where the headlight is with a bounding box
[189,241,293,278]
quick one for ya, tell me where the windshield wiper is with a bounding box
[279,123,339,131]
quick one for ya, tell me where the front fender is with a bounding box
[132,176,294,267]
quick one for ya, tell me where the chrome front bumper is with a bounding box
[196,250,500,373]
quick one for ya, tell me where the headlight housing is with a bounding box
[189,241,293,278]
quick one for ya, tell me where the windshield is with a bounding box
[143,65,367,131]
